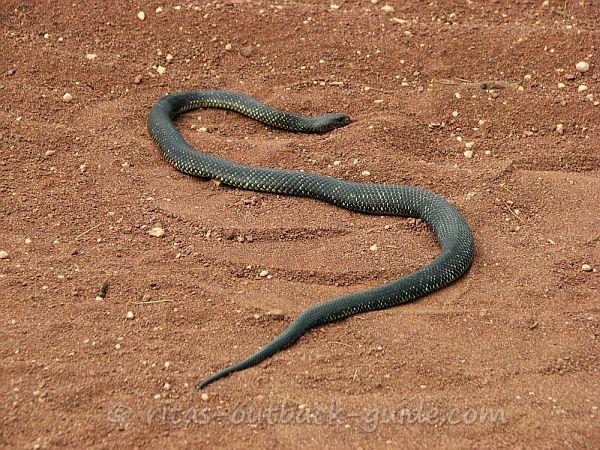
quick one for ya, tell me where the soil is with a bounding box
[1,1,599,448]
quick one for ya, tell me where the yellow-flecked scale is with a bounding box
[147,89,474,390]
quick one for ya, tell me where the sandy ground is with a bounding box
[1,0,599,448]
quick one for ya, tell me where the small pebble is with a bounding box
[201,392,209,401]
[155,6,163,13]
[45,150,55,157]
[465,142,474,149]
[369,244,378,252]
[24,238,32,244]
[361,170,371,177]
[165,53,173,62]
[330,4,340,9]
[558,82,566,89]
[333,160,342,166]
[259,270,269,277]
[225,43,233,51]
[133,74,143,84]
[382,4,395,12]
[576,61,590,73]
[452,111,458,117]
[484,150,492,156]
[523,74,532,81]
[137,11,146,21]
[578,84,588,93]
[163,382,171,390]
[156,66,166,75]
[582,264,592,272]
[126,311,135,319]
[0,250,8,259]
[164,361,171,368]
[148,226,165,237]
[62,92,73,102]
[463,150,473,158]
[555,123,564,134]
[85,53,97,60]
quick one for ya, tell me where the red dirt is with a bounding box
[1,1,599,448]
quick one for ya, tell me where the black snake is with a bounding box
[147,90,474,389]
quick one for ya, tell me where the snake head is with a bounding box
[315,113,352,132]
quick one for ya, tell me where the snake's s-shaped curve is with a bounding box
[147,90,474,389]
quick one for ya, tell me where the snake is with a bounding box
[147,89,474,390]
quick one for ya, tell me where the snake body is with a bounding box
[147,90,474,389]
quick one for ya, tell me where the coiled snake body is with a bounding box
[147,90,474,389]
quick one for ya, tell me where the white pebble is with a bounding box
[452,111,458,117]
[137,11,146,21]
[85,53,97,60]
[0,250,8,259]
[369,244,378,252]
[62,92,73,102]
[259,270,269,277]
[24,238,32,244]
[465,142,474,149]
[126,311,135,319]
[163,382,171,390]
[558,82,566,89]
[165,53,173,62]
[201,392,209,401]
[555,123,564,134]
[330,4,340,9]
[333,160,342,166]
[582,264,592,272]
[381,4,395,12]
[484,150,492,156]
[164,361,171,368]
[578,84,588,93]
[463,150,473,158]
[225,43,233,51]
[148,226,165,237]
[523,74,532,81]
[361,170,371,177]
[156,65,166,75]
[155,6,163,13]
[576,61,589,73]
[45,149,55,156]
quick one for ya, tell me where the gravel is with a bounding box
[126,311,135,319]
[148,226,165,237]
[62,93,73,102]
[581,264,592,272]
[576,61,590,72]
[137,11,146,21]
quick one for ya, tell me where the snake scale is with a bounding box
[147,90,474,390]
